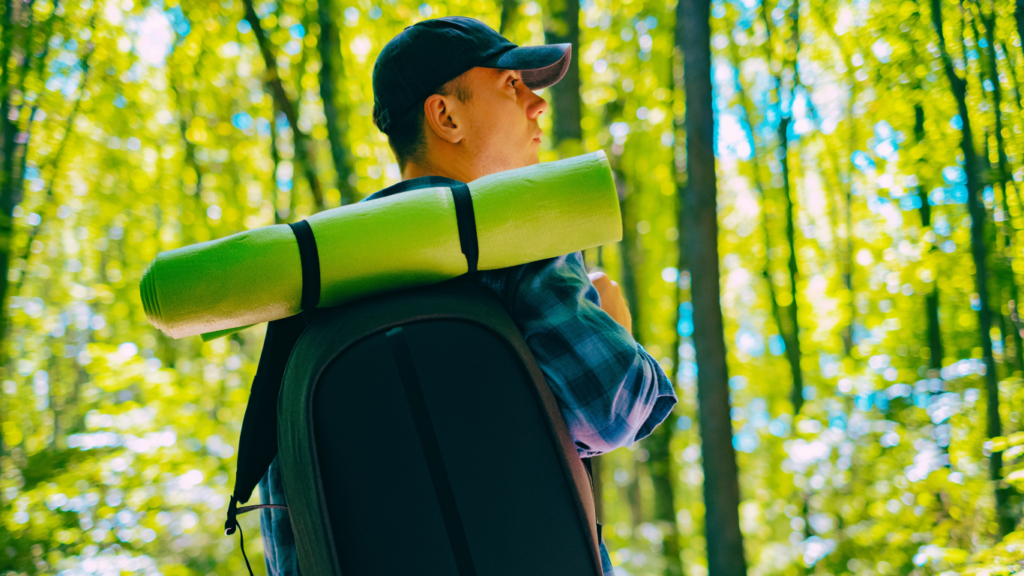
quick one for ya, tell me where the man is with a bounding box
[258,16,677,575]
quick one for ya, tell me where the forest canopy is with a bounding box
[2,0,1024,574]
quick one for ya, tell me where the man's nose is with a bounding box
[526,92,548,120]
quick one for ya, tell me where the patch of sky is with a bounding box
[791,91,815,136]
[289,24,305,39]
[950,114,963,130]
[610,121,629,145]
[735,328,765,357]
[718,110,752,160]
[871,38,892,63]
[768,334,785,355]
[828,409,847,430]
[866,194,892,214]
[237,19,251,34]
[255,117,270,136]
[678,302,693,336]
[943,165,966,184]
[113,95,127,108]
[167,5,190,38]
[900,194,922,211]
[733,427,759,453]
[369,6,382,19]
[132,7,173,65]
[769,418,788,437]
[256,1,276,18]
[851,150,875,172]
[232,112,253,130]
[872,120,899,161]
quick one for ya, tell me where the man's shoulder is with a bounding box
[461,252,589,313]
[471,252,582,289]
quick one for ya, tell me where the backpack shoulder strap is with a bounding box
[227,312,308,524]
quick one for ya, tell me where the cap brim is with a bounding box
[479,43,571,90]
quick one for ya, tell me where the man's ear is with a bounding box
[423,93,464,144]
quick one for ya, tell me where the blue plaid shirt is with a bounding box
[257,177,678,575]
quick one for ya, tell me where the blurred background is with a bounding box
[2,0,1024,574]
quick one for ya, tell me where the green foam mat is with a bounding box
[140,151,620,340]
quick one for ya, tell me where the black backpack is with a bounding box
[225,279,604,575]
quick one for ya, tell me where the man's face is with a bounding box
[454,66,549,177]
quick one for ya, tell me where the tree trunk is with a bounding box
[242,0,325,211]
[930,0,1012,538]
[317,0,355,206]
[612,154,646,532]
[677,0,747,574]
[1016,0,1024,62]
[0,0,72,473]
[781,0,804,416]
[760,1,804,414]
[499,0,518,34]
[270,112,285,224]
[543,0,582,153]
[981,6,1024,375]
[913,104,944,372]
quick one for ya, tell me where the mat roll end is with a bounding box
[139,263,162,332]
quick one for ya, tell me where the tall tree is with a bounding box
[913,103,945,373]
[762,0,805,414]
[730,38,787,378]
[0,0,88,474]
[678,0,746,574]
[638,40,691,576]
[499,0,518,34]
[810,3,859,358]
[317,0,355,206]
[242,0,325,211]
[929,0,1012,537]
[543,0,582,153]
[980,3,1024,375]
[1016,0,1024,60]
[905,0,945,373]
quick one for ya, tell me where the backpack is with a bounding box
[225,278,604,575]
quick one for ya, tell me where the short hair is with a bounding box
[373,75,472,171]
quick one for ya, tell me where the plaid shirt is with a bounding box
[258,177,678,576]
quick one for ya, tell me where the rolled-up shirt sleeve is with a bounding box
[499,251,678,457]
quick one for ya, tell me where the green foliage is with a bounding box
[2,0,1024,574]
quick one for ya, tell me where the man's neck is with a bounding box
[401,156,473,183]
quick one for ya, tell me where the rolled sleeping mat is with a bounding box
[140,151,621,340]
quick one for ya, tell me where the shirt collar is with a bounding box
[361,175,466,203]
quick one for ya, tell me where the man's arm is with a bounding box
[501,252,677,457]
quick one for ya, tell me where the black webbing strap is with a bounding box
[288,220,321,311]
[449,181,479,275]
[582,457,603,543]
[386,327,478,576]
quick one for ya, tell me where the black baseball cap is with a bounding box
[372,16,571,134]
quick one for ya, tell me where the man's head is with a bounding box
[372,17,571,181]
